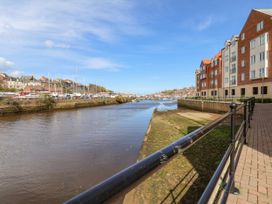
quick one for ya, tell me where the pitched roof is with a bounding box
[254,9,272,16]
[213,51,222,59]
[202,59,211,64]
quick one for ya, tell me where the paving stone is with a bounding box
[227,104,272,204]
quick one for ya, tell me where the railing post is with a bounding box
[248,100,251,128]
[243,100,247,144]
[229,102,239,194]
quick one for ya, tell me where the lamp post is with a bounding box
[228,41,231,99]
[261,72,264,103]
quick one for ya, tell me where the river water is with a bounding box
[0,100,176,204]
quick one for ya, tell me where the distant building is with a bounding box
[24,85,47,93]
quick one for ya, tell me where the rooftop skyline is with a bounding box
[0,0,271,94]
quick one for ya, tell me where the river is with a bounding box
[0,100,176,204]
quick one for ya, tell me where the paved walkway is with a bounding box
[227,104,272,204]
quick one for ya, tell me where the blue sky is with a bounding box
[0,0,271,94]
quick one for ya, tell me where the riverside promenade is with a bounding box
[227,104,272,204]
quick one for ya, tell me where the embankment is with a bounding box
[123,107,230,204]
[0,97,132,116]
[178,98,244,114]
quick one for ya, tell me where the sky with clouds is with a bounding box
[0,0,271,94]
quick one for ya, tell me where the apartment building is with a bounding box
[197,59,211,97]
[196,8,272,98]
[210,51,222,97]
[196,53,222,97]
[222,36,239,97]
[238,9,272,98]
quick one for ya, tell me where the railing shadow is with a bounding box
[158,124,230,204]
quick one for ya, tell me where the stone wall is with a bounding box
[178,99,243,114]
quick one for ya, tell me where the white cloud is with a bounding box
[182,16,214,32]
[0,1,147,45]
[85,57,123,71]
[0,0,148,73]
[44,40,70,49]
[196,16,213,31]
[0,57,15,70]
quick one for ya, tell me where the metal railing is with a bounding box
[64,97,255,204]
[198,97,255,203]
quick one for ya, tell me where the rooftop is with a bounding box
[254,8,272,16]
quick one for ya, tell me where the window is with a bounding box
[231,64,236,74]
[259,67,265,78]
[215,70,217,76]
[231,51,236,62]
[241,73,245,81]
[257,21,264,32]
[241,88,245,96]
[261,86,268,95]
[251,70,256,79]
[241,46,245,54]
[253,87,258,95]
[250,40,256,49]
[225,78,229,83]
[232,89,235,96]
[260,34,265,45]
[250,55,256,64]
[241,60,245,67]
[241,33,245,40]
[215,79,218,86]
[214,90,217,96]
[231,75,236,85]
[225,67,229,73]
[215,59,218,66]
[260,51,265,61]
[225,90,228,96]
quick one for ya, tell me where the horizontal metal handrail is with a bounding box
[64,112,231,204]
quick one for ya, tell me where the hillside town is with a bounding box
[145,87,196,99]
[0,72,133,99]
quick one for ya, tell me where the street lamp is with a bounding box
[261,70,264,103]
[227,41,231,99]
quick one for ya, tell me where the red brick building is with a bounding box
[196,52,222,97]
[197,59,211,96]
[196,9,272,98]
[237,9,272,97]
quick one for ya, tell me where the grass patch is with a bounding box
[124,110,230,204]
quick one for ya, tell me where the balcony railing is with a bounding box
[64,97,255,204]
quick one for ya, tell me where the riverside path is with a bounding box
[227,103,272,204]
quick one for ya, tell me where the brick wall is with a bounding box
[238,10,272,86]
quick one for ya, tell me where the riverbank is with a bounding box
[124,108,230,204]
[0,96,132,116]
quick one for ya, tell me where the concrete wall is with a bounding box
[178,99,242,114]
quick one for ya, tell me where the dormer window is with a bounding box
[257,21,264,32]
[241,33,245,40]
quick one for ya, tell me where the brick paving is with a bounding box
[227,104,272,204]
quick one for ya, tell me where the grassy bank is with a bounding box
[0,96,132,116]
[124,108,230,204]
